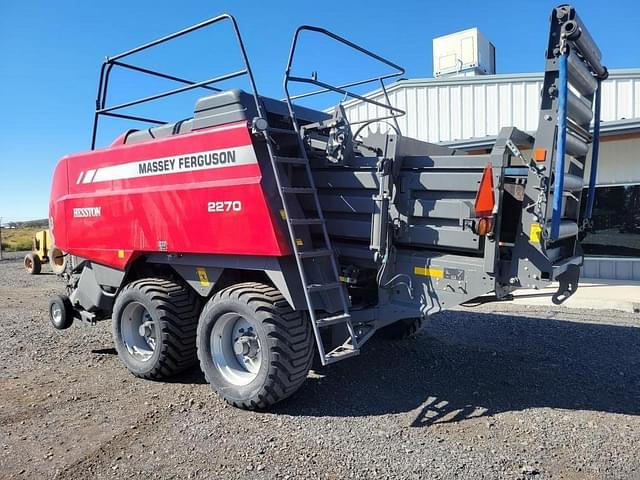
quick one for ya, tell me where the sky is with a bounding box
[1,0,639,220]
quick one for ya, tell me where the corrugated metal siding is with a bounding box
[343,70,640,144]
[582,257,640,281]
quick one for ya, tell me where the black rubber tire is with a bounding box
[197,282,314,410]
[24,253,41,275]
[378,317,425,340]
[112,278,201,380]
[48,246,66,275]
[48,294,74,330]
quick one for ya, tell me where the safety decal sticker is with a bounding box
[196,267,210,287]
[530,223,543,243]
[414,266,465,281]
[414,266,444,279]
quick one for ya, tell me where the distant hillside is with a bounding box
[2,219,48,229]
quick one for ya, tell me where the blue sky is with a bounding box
[1,0,639,220]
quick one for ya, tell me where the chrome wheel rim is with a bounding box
[121,302,156,362]
[51,303,63,324]
[211,312,261,386]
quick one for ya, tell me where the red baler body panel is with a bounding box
[49,122,290,269]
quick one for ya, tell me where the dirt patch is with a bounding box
[1,254,639,479]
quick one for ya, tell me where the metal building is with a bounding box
[342,66,640,281]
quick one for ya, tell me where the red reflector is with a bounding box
[474,164,495,217]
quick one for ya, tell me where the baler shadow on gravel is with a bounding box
[47,6,607,408]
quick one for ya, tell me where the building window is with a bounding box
[580,184,640,257]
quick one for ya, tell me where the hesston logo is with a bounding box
[73,207,102,218]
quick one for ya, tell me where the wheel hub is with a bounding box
[138,320,153,337]
[233,334,259,358]
[211,314,262,386]
[121,303,156,361]
[51,303,63,324]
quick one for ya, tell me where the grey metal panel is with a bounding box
[402,155,491,169]
[193,89,252,130]
[399,225,480,250]
[71,264,116,313]
[170,264,222,297]
[146,253,307,310]
[92,263,126,288]
[391,250,494,316]
[194,89,329,129]
[126,122,184,144]
[312,171,379,190]
[325,219,371,239]
[405,171,483,192]
[410,199,473,219]
[307,194,374,214]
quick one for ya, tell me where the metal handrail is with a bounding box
[90,13,264,149]
[282,25,406,128]
[97,70,247,114]
[109,60,222,93]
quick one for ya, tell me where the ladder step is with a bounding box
[324,345,360,365]
[298,249,333,259]
[289,218,324,225]
[281,186,315,194]
[307,282,341,293]
[267,127,299,135]
[316,313,351,327]
[274,155,307,165]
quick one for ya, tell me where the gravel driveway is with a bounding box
[1,252,639,479]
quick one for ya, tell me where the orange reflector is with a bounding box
[533,148,547,162]
[475,216,494,236]
[474,164,495,217]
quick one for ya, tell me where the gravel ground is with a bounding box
[1,251,639,479]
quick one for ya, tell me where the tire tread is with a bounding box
[197,282,314,409]
[113,278,200,380]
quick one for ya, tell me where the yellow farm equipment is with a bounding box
[23,230,65,275]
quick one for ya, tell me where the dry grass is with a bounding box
[1,227,39,252]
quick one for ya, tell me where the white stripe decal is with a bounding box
[82,169,96,184]
[89,145,257,184]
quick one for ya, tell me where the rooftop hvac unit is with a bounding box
[433,28,496,77]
